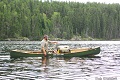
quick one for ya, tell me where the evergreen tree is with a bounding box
[1,0,120,40]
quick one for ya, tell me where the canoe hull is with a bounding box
[10,50,53,58]
[10,47,100,58]
[57,47,100,57]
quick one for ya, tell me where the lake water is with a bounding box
[0,41,120,80]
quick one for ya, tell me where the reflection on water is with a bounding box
[0,41,120,79]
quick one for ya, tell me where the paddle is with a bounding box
[48,43,58,54]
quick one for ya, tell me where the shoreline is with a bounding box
[1,36,120,41]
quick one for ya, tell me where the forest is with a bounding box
[0,0,120,40]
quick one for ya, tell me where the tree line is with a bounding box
[0,0,120,40]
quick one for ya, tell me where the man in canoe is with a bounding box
[41,35,58,56]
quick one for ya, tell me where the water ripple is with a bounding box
[0,41,120,79]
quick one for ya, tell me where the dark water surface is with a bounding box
[0,41,120,80]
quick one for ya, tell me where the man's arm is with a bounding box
[49,41,58,44]
[41,47,47,56]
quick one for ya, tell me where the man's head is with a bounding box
[44,35,48,40]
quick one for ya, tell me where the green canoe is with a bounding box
[10,47,100,58]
